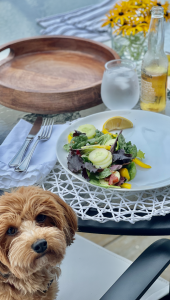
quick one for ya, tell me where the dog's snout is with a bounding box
[32,239,47,254]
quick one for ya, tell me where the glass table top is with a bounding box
[0,0,170,145]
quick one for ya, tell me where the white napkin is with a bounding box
[0,119,69,189]
[37,0,117,42]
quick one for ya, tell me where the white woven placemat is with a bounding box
[42,89,170,224]
[42,162,170,224]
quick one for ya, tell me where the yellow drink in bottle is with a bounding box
[167,54,170,76]
[140,7,168,113]
[140,65,168,112]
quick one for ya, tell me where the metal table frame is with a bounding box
[78,208,170,236]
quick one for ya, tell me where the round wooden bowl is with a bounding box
[0,36,119,114]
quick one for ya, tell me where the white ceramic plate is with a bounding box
[56,110,170,192]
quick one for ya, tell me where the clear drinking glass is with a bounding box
[101,59,139,110]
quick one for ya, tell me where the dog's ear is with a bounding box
[46,191,78,246]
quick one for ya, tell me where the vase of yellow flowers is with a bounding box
[112,32,147,63]
[102,0,170,65]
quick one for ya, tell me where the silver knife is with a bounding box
[9,116,43,167]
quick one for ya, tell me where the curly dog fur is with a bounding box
[0,186,77,300]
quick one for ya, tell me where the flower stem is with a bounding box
[110,25,114,49]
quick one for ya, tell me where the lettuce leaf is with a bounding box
[71,135,88,149]
[83,162,100,173]
[110,130,122,153]
[73,130,86,137]
[126,162,137,180]
[95,168,112,179]
[125,142,137,158]
[100,134,112,145]
[95,129,104,137]
[81,154,91,163]
[118,133,126,150]
[89,179,120,189]
[64,134,88,151]
[67,152,84,173]
[82,168,90,181]
[88,133,111,146]
[63,143,71,152]
[118,133,137,158]
[137,150,145,160]
[113,149,132,164]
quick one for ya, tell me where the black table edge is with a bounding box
[78,212,170,236]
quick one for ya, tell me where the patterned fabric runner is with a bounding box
[37,0,117,42]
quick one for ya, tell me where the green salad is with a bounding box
[63,124,150,189]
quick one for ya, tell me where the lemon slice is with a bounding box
[102,116,133,132]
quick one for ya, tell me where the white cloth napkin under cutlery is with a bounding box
[0,119,69,189]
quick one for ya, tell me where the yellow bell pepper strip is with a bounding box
[121,183,131,189]
[102,128,112,135]
[94,145,111,150]
[67,134,73,143]
[119,168,130,181]
[81,145,111,150]
[133,158,151,169]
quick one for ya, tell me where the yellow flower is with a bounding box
[101,0,170,36]
[131,15,146,23]
[124,21,149,36]
[114,1,131,10]
[143,14,151,24]
[112,9,135,25]
[110,1,136,25]
[140,22,150,36]
[150,0,170,11]
[113,24,127,36]
[101,10,115,28]
[128,0,150,9]
[136,14,151,30]
[164,10,170,22]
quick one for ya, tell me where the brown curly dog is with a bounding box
[0,186,77,300]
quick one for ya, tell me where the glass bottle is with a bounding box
[140,6,168,113]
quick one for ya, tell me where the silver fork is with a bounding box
[15,118,54,173]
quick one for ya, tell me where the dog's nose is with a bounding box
[32,239,47,254]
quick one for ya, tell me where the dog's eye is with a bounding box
[6,227,17,236]
[36,214,47,223]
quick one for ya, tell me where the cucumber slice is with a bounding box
[94,152,112,168]
[89,149,109,164]
[105,139,116,146]
[77,124,96,139]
